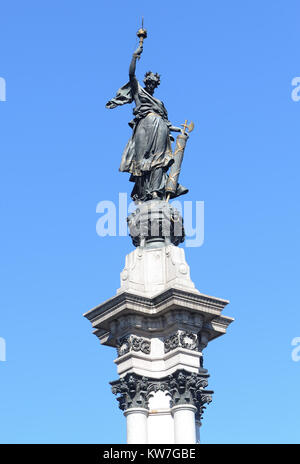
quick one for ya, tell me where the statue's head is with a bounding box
[144,71,160,95]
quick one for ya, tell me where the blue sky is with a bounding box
[0,0,299,444]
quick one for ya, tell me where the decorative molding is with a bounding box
[164,331,199,353]
[110,369,213,420]
[116,336,151,357]
[179,332,198,351]
[84,287,233,350]
[164,334,180,352]
[131,337,151,354]
[84,287,233,352]
[113,311,203,341]
[116,337,131,356]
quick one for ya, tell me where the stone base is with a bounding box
[118,244,198,298]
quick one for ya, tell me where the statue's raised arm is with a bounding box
[129,44,143,104]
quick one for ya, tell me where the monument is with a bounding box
[84,23,233,444]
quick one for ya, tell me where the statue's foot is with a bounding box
[169,184,189,199]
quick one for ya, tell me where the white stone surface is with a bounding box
[118,245,199,298]
[124,408,148,444]
[172,404,197,444]
[115,344,202,378]
[147,391,174,444]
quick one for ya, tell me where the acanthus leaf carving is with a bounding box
[110,369,213,420]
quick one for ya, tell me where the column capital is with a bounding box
[111,368,213,421]
[111,373,150,411]
[166,369,213,421]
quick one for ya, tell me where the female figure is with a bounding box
[106,44,188,202]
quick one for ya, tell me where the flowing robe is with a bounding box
[106,78,188,201]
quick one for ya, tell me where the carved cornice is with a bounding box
[84,287,233,349]
[110,369,213,420]
[84,288,230,323]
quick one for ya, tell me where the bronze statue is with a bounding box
[106,24,193,203]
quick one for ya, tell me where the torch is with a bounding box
[136,17,147,59]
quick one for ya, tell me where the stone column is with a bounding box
[172,404,197,444]
[124,408,148,444]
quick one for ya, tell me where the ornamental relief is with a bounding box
[116,336,151,357]
[164,331,199,353]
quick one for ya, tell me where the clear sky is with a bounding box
[0,0,299,444]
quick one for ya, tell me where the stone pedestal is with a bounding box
[118,245,198,297]
[84,201,233,443]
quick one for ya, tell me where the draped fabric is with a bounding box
[106,82,133,110]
